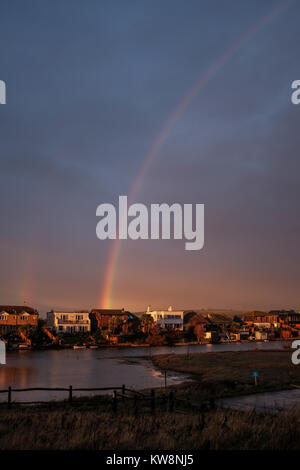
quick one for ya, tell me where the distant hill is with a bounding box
[240,310,268,317]
[133,308,247,319]
[185,309,247,318]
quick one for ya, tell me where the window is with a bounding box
[0,315,7,321]
[76,315,83,321]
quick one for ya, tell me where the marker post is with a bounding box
[252,371,259,386]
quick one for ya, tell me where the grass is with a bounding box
[151,349,300,400]
[2,404,300,449]
[1,349,299,450]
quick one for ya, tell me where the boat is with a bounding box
[89,345,98,349]
[73,345,86,350]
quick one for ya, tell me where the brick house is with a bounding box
[277,310,300,327]
[0,305,39,334]
[242,311,280,328]
[89,309,140,333]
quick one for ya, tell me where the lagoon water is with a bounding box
[0,341,290,403]
[218,389,300,412]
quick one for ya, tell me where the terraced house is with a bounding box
[47,311,91,334]
[0,305,39,334]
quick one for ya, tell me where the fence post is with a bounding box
[151,389,155,414]
[69,385,73,405]
[122,384,125,402]
[169,391,174,412]
[113,390,117,412]
[8,386,11,409]
[134,394,138,415]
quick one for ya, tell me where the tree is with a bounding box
[184,324,196,341]
[108,316,123,335]
[141,314,154,334]
[145,332,167,346]
[194,324,205,343]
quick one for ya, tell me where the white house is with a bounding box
[255,330,268,341]
[146,306,184,330]
[47,311,91,334]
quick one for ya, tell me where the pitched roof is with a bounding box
[0,305,38,315]
[90,309,139,321]
[206,313,232,323]
[184,311,208,324]
[90,309,125,316]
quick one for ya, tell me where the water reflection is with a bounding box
[0,366,34,388]
[0,341,289,402]
[0,349,188,402]
[218,389,300,412]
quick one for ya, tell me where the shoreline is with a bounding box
[149,348,298,401]
[5,337,293,352]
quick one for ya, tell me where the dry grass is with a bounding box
[152,349,300,400]
[1,405,300,450]
[1,350,299,450]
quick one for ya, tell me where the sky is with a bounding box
[0,0,300,315]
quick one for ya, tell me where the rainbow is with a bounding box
[99,0,294,309]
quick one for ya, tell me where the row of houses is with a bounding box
[143,308,300,342]
[47,309,140,334]
[46,307,184,334]
[1,305,300,341]
[0,305,183,336]
[0,306,139,335]
[192,310,300,342]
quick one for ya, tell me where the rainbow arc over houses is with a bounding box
[99,0,294,309]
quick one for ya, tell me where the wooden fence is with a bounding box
[0,385,123,408]
[0,385,214,413]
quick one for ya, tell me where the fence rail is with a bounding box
[0,386,123,393]
[0,385,214,413]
